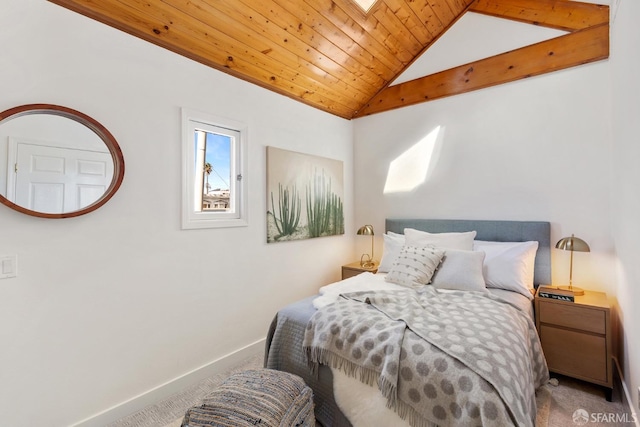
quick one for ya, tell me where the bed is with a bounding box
[265,219,551,427]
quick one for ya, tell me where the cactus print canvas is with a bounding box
[267,147,344,243]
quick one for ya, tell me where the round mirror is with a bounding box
[0,104,124,218]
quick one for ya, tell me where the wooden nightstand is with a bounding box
[341,261,378,280]
[535,288,613,400]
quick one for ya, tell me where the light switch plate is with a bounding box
[0,255,17,279]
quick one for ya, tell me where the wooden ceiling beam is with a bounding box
[354,22,609,117]
[469,0,610,31]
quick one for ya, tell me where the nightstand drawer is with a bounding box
[540,325,607,383]
[538,300,605,334]
[342,268,365,279]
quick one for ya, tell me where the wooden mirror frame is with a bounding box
[0,104,125,218]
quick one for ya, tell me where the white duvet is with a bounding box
[332,368,413,427]
[316,273,414,426]
[314,272,400,309]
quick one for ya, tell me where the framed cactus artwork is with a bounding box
[267,147,344,243]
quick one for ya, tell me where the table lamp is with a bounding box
[555,234,590,296]
[357,225,375,268]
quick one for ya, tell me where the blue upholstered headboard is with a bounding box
[385,219,551,286]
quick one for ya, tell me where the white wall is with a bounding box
[610,0,640,416]
[354,62,614,293]
[0,1,353,426]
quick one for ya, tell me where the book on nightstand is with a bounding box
[537,286,575,302]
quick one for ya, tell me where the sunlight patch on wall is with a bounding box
[383,126,441,194]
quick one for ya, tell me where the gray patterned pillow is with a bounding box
[384,245,445,289]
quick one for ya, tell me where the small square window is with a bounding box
[195,130,233,213]
[182,109,247,229]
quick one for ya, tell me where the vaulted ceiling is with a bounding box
[48,0,609,119]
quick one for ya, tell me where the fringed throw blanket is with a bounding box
[303,287,549,427]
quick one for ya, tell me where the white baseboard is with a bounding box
[613,357,640,427]
[70,338,265,427]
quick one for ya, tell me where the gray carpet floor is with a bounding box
[546,374,634,427]
[108,353,635,427]
[106,353,264,427]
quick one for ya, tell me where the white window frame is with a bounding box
[181,108,248,229]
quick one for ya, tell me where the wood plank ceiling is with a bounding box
[48,0,609,119]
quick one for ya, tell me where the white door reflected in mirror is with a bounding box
[0,104,124,218]
[9,139,113,214]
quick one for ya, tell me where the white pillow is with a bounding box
[472,240,539,298]
[378,233,405,273]
[430,250,487,292]
[404,228,477,250]
[385,245,445,289]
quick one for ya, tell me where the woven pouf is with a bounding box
[181,369,315,427]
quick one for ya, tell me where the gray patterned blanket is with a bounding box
[303,287,549,427]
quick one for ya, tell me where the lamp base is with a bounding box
[555,285,585,296]
[360,254,375,269]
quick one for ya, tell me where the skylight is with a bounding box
[352,0,379,13]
